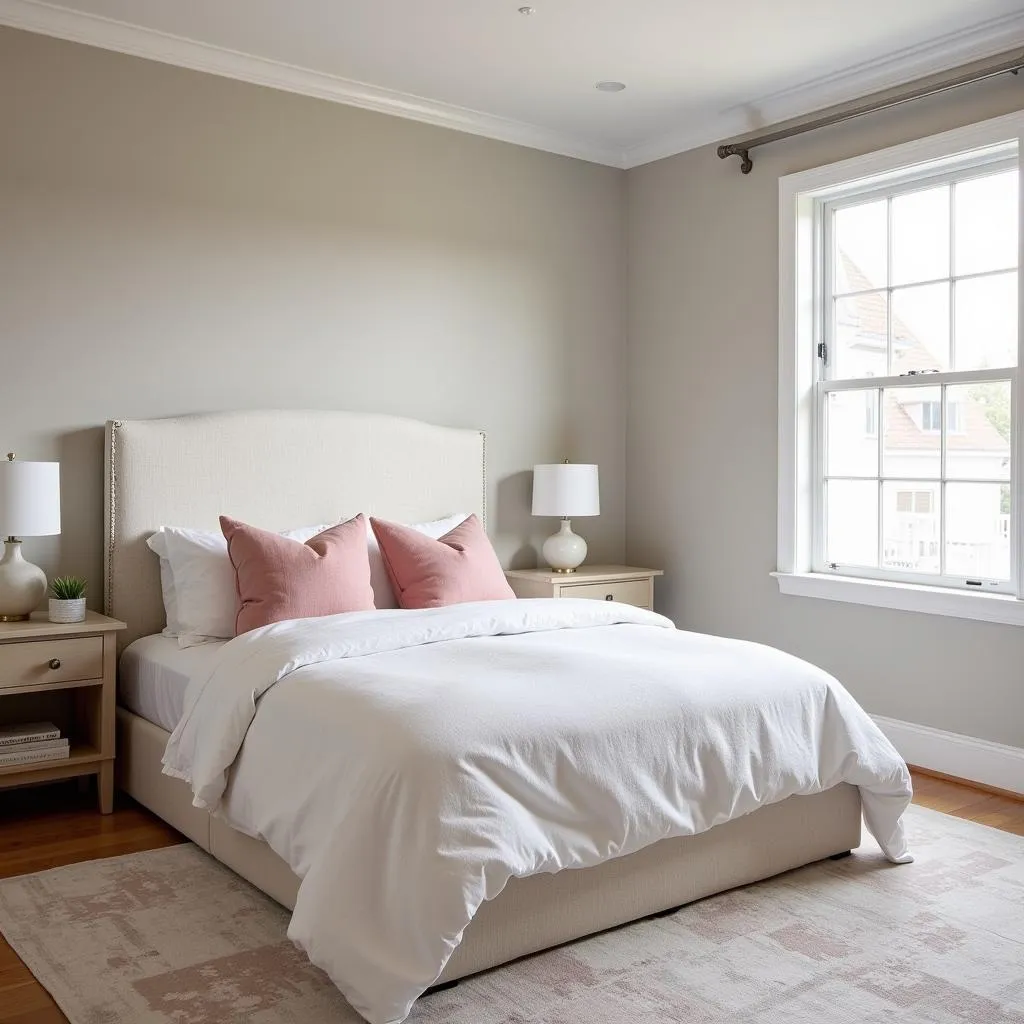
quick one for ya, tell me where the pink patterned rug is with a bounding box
[0,804,1022,1023]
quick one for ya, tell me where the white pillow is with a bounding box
[147,523,330,648]
[147,514,469,644]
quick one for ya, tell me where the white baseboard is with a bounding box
[872,715,1024,796]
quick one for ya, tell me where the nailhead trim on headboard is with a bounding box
[103,419,123,618]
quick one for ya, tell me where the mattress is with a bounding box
[118,634,225,732]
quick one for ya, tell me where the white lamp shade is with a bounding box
[532,463,600,518]
[0,460,61,536]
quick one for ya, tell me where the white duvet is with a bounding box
[163,599,912,1024]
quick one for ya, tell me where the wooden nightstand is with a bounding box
[505,565,663,610]
[0,611,125,813]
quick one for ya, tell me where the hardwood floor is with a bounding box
[909,769,1024,836]
[0,772,1021,1023]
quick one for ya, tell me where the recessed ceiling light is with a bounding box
[595,81,626,92]
[518,6,535,14]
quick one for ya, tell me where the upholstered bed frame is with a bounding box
[105,410,861,989]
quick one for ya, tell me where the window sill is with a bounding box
[772,572,1024,626]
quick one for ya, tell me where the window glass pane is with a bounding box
[833,293,887,379]
[946,382,1011,481]
[833,200,887,294]
[882,481,939,574]
[882,386,941,478]
[826,390,878,476]
[892,186,949,286]
[954,170,1018,276]
[826,480,878,568]
[946,483,1011,580]
[954,272,1017,370]
[890,282,950,374]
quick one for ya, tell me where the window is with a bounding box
[919,401,960,433]
[896,490,933,514]
[820,156,1016,588]
[778,113,1024,623]
[921,402,941,432]
[865,390,878,437]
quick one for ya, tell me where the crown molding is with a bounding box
[2,0,1023,172]
[0,0,624,167]
[621,8,1024,168]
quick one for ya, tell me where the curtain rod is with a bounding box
[717,48,1024,174]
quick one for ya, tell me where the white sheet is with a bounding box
[118,634,226,731]
[163,600,913,1024]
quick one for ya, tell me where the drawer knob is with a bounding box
[48,658,61,670]
[605,594,614,601]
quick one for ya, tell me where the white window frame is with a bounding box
[777,111,1024,626]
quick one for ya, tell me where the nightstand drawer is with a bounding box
[1,637,104,689]
[557,578,652,608]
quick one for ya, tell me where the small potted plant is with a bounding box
[49,576,87,624]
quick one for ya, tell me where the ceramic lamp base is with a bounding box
[0,539,46,621]
[542,519,588,573]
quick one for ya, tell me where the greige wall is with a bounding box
[5,24,1021,747]
[0,27,626,600]
[626,76,1024,748]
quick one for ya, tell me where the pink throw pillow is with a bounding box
[221,514,375,635]
[370,514,514,609]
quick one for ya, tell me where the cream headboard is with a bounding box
[104,410,486,649]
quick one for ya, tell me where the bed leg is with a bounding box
[829,850,852,861]
[424,979,459,996]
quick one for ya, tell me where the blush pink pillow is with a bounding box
[369,514,515,609]
[220,514,375,635]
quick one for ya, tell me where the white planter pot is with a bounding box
[49,598,86,623]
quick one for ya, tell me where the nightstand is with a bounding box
[505,565,663,610]
[0,611,125,813]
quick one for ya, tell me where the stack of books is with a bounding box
[0,722,71,768]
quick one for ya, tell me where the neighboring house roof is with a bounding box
[883,393,1007,452]
[838,253,939,367]
[838,252,1008,454]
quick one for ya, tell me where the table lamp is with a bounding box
[0,453,61,621]
[531,462,600,573]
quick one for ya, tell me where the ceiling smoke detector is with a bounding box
[518,6,535,14]
[595,81,626,92]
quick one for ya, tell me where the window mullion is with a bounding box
[1016,143,1024,598]
[877,477,884,569]
[886,195,893,376]
[1013,371,1020,598]
[940,383,948,578]
[813,199,829,573]
[835,267,1016,301]
[949,183,957,370]
[881,192,892,575]
[814,383,825,571]
[821,202,833,382]
[1015,134,1024,600]
[877,388,884,569]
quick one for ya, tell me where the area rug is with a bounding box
[0,804,1022,1024]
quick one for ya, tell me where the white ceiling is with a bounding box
[3,0,1024,166]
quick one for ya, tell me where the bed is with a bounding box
[106,410,893,1022]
